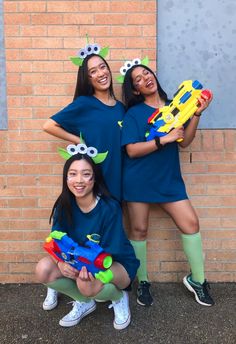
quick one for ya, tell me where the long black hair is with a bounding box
[73,54,115,101]
[122,64,169,110]
[49,153,111,227]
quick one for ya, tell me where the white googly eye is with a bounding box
[120,66,127,76]
[85,44,94,55]
[132,58,141,66]
[67,144,79,155]
[78,48,87,59]
[77,143,88,154]
[92,44,101,54]
[124,60,133,69]
[86,146,98,158]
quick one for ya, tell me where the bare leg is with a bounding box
[160,199,205,283]
[127,202,150,240]
[160,199,199,234]
[35,256,64,284]
[126,202,153,306]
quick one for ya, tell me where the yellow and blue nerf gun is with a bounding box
[44,230,113,283]
[146,80,212,142]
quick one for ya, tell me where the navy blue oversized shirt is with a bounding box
[52,197,140,281]
[51,96,125,201]
[121,103,188,203]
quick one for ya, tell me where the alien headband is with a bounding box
[58,134,108,164]
[116,56,149,84]
[70,35,109,67]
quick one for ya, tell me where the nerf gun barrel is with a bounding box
[44,231,113,284]
[146,80,212,142]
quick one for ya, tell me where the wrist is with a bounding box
[194,112,202,117]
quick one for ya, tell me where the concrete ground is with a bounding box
[0,282,235,344]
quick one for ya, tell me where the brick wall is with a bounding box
[1,1,235,283]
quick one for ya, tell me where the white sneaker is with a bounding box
[59,300,96,327]
[43,288,58,311]
[109,291,131,330]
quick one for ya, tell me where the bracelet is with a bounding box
[194,112,202,117]
[154,136,163,150]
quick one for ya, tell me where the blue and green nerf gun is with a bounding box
[146,80,212,142]
[44,231,113,283]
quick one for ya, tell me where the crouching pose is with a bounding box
[36,153,139,329]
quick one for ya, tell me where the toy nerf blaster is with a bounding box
[44,231,113,284]
[146,80,212,142]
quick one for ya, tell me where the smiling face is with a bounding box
[67,159,95,200]
[87,55,112,94]
[131,66,158,98]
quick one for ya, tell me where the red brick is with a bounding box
[21,25,47,37]
[31,14,63,25]
[127,13,156,25]
[3,1,18,12]
[10,263,35,273]
[4,13,31,25]
[94,13,125,25]
[63,13,94,25]
[111,1,142,12]
[47,1,79,12]
[79,1,110,12]
[0,263,9,273]
[18,2,47,12]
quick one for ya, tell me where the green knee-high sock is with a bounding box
[181,232,205,284]
[130,240,148,283]
[46,278,89,302]
[95,283,122,302]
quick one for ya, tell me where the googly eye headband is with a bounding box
[70,34,109,67]
[58,134,108,164]
[116,56,149,84]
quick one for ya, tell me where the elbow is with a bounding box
[126,148,137,158]
[128,152,136,158]
[179,139,193,149]
[179,142,187,149]
[43,119,57,134]
[43,120,50,133]
[125,143,140,158]
[179,134,196,148]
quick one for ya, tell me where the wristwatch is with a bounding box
[154,136,164,150]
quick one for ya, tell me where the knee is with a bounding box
[76,282,95,298]
[79,286,92,297]
[130,224,148,240]
[182,216,200,234]
[190,216,199,233]
[35,257,55,284]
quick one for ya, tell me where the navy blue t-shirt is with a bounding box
[51,96,125,201]
[52,197,140,281]
[121,103,188,203]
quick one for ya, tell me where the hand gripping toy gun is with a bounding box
[145,80,212,142]
[44,231,113,284]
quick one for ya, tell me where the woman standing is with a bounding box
[121,64,214,307]
[42,45,125,311]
